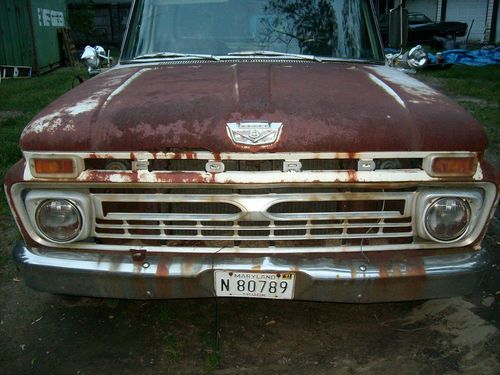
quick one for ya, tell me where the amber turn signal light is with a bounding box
[33,159,74,175]
[424,154,477,177]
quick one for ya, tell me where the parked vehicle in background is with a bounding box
[5,0,498,303]
[379,12,468,46]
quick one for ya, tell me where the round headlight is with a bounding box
[425,197,470,241]
[35,200,82,242]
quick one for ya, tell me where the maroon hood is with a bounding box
[20,62,488,153]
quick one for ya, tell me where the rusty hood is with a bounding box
[20,62,488,153]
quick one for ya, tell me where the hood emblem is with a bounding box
[226,121,283,146]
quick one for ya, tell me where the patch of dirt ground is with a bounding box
[0,212,498,375]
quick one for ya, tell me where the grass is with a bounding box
[163,332,180,362]
[201,333,221,373]
[153,301,221,372]
[0,66,86,214]
[417,65,500,165]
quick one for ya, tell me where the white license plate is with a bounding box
[214,271,295,299]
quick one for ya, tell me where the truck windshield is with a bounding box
[122,0,383,62]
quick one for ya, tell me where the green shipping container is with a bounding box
[0,0,69,75]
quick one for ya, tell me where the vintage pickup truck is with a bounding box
[4,0,499,302]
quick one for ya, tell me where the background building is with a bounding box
[0,0,70,76]
[68,0,132,48]
[375,0,499,43]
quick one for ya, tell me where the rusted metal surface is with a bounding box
[6,58,500,302]
[5,155,499,256]
[21,150,487,183]
[7,180,498,254]
[3,160,38,248]
[19,62,488,153]
[12,242,490,302]
[69,170,473,184]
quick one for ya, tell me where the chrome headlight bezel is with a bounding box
[25,191,92,244]
[416,189,484,244]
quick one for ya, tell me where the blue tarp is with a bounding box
[428,47,500,66]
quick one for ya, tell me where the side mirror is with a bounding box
[388,6,408,49]
[81,45,113,76]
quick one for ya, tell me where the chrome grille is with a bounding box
[92,190,415,245]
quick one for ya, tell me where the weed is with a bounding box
[163,332,180,362]
[199,320,221,372]
[0,67,86,215]
[204,350,221,373]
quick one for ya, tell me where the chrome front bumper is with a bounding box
[13,243,491,303]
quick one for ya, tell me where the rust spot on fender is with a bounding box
[405,259,426,277]
[182,257,194,275]
[251,264,261,272]
[350,264,357,279]
[347,170,357,182]
[130,249,146,262]
[153,172,210,183]
[156,258,169,277]
[131,250,147,274]
[379,263,389,278]
[83,170,134,183]
[392,264,402,277]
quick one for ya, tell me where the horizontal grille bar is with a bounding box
[95,221,412,231]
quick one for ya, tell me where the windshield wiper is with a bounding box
[227,50,323,62]
[133,52,220,61]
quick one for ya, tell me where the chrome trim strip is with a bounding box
[95,222,412,231]
[24,150,479,161]
[22,151,485,182]
[74,170,479,183]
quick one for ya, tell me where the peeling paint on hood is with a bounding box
[367,65,441,102]
[20,62,488,153]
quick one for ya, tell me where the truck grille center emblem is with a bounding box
[226,121,283,146]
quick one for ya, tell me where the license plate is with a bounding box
[214,271,295,299]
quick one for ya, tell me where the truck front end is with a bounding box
[5,0,499,302]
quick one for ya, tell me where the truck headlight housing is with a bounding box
[24,191,92,244]
[424,197,470,241]
[35,200,82,242]
[416,189,484,244]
